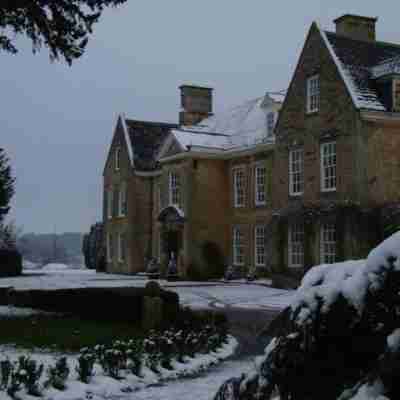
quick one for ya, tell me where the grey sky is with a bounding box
[1,1,399,234]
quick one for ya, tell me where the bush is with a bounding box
[45,357,70,390]
[0,249,22,277]
[201,241,225,279]
[15,356,44,397]
[76,350,95,383]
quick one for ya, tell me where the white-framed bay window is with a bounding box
[107,233,113,262]
[118,232,126,262]
[289,148,304,196]
[320,141,336,192]
[233,167,245,207]
[119,182,127,216]
[255,225,266,267]
[288,223,304,268]
[307,74,320,113]
[255,164,266,206]
[320,222,336,264]
[169,171,181,207]
[233,227,245,266]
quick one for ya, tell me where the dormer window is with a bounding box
[267,112,275,135]
[307,75,320,113]
[115,147,121,171]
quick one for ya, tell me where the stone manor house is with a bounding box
[103,14,400,279]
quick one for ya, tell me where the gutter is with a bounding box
[158,142,275,163]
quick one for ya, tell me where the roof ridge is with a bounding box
[325,30,400,49]
[125,118,178,127]
[175,128,230,137]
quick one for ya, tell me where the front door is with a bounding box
[166,230,179,259]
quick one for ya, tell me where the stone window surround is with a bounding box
[168,170,181,208]
[118,232,126,263]
[254,225,266,267]
[107,189,113,220]
[232,226,245,266]
[320,222,336,264]
[320,141,337,192]
[289,148,304,197]
[288,223,304,268]
[115,146,121,171]
[307,74,320,114]
[254,162,267,206]
[118,182,127,217]
[107,232,113,262]
[232,165,246,208]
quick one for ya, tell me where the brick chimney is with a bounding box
[179,85,213,126]
[334,14,377,42]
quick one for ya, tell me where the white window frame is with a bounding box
[107,190,113,220]
[169,172,180,207]
[288,223,304,268]
[118,232,126,262]
[320,223,336,264]
[255,164,267,206]
[289,148,304,196]
[267,112,275,135]
[107,233,113,262]
[233,227,245,266]
[307,75,320,113]
[320,141,337,192]
[119,183,127,217]
[233,167,245,208]
[115,147,121,171]
[255,225,266,267]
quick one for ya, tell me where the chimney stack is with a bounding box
[334,14,377,42]
[179,85,213,126]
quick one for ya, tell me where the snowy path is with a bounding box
[127,358,254,400]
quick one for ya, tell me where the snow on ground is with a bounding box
[0,267,294,311]
[130,357,255,400]
[0,336,238,400]
[0,305,57,318]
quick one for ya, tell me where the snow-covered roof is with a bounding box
[168,93,283,154]
[319,24,400,112]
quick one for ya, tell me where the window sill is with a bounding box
[321,188,337,193]
[289,193,303,198]
[255,202,267,207]
[306,109,319,116]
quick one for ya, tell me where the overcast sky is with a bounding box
[1,1,399,234]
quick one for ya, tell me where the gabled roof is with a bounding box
[162,93,284,156]
[124,119,178,171]
[319,26,400,111]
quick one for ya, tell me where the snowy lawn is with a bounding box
[0,264,295,311]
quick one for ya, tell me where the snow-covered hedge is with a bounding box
[215,232,400,400]
[0,326,238,399]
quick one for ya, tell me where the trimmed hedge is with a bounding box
[7,287,179,325]
[0,249,22,277]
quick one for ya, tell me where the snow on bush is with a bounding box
[0,326,238,399]
[214,232,400,400]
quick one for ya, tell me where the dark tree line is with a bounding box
[0,0,127,64]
